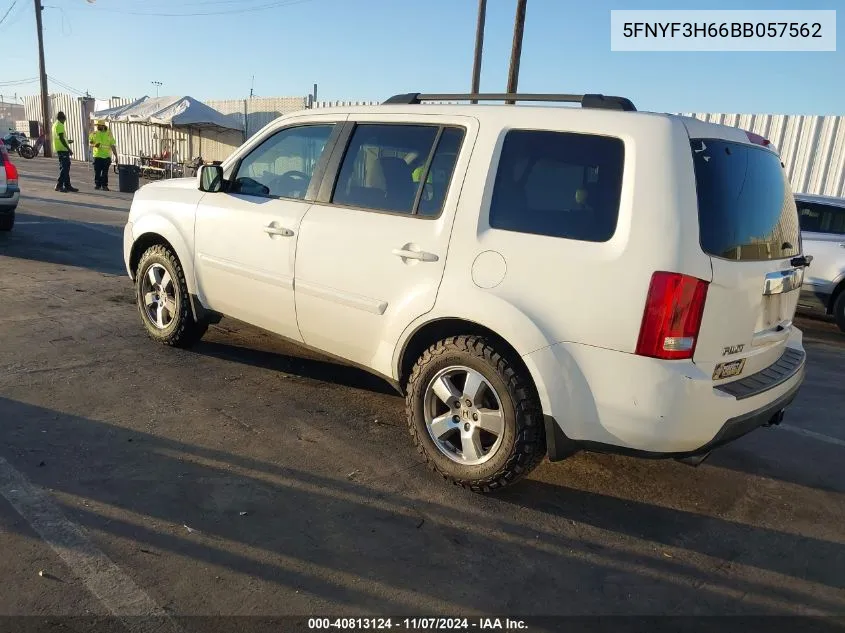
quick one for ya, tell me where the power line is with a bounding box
[47,74,87,96]
[0,0,18,27]
[1,0,29,29]
[125,0,285,6]
[67,0,314,18]
[0,77,37,86]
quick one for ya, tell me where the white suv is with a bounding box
[123,93,808,492]
[795,193,845,332]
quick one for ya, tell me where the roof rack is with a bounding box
[382,93,637,112]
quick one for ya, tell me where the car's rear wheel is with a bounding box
[833,291,845,333]
[406,335,546,492]
[0,209,14,231]
[135,244,207,347]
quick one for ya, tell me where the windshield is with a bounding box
[691,139,800,261]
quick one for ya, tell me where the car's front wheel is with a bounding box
[135,244,207,347]
[405,335,546,492]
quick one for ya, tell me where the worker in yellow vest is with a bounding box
[52,111,78,193]
[89,120,118,191]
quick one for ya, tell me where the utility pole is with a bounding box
[505,0,527,104]
[151,81,162,97]
[470,0,486,103]
[34,0,51,157]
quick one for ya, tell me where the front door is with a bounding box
[294,116,474,370]
[194,121,338,341]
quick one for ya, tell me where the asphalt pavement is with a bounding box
[0,158,843,626]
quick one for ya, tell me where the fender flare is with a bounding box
[391,291,559,414]
[129,214,197,295]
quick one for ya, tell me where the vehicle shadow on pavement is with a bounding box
[0,213,124,276]
[23,195,130,215]
[0,396,843,615]
[190,339,398,396]
[497,476,844,593]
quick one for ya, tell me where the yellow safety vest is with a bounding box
[412,166,432,184]
[90,129,116,159]
[52,120,69,153]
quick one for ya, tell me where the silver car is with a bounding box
[796,193,845,331]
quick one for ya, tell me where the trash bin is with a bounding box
[117,164,140,194]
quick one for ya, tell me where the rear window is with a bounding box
[489,130,624,242]
[692,139,800,261]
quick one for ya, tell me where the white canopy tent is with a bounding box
[92,96,243,176]
[93,95,242,133]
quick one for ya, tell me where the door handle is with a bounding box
[839,243,845,249]
[264,224,294,237]
[392,248,439,262]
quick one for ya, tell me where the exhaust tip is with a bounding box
[766,409,785,427]
[676,452,711,467]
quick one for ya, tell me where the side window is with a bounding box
[332,124,462,215]
[489,130,624,242]
[232,125,334,200]
[797,201,845,235]
[418,127,465,217]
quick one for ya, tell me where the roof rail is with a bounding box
[382,92,637,112]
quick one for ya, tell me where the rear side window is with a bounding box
[796,200,845,235]
[489,130,624,242]
[692,139,800,261]
[332,124,464,216]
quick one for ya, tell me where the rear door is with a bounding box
[294,116,474,369]
[689,137,805,381]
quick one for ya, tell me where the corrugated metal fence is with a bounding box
[24,93,96,160]
[23,94,310,165]
[685,113,845,198]
[21,95,844,196]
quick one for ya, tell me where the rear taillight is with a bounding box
[4,159,18,187]
[635,272,709,360]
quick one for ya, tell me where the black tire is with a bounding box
[0,209,14,231]
[18,145,35,159]
[833,291,845,333]
[406,335,546,493]
[135,244,207,348]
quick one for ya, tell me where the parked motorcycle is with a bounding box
[1,132,32,158]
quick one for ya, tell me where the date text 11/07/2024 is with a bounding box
[307,618,528,631]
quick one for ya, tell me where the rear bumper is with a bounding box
[524,329,806,460]
[0,190,19,210]
[544,363,803,460]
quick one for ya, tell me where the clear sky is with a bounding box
[0,0,841,114]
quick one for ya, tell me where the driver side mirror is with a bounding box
[198,164,223,193]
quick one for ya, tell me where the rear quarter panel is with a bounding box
[430,110,710,356]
